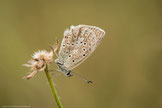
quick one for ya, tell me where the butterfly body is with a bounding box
[54,25,105,77]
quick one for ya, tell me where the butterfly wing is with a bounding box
[57,25,105,70]
[79,25,106,46]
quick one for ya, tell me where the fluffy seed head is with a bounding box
[23,50,53,79]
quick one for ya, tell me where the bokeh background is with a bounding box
[0,0,162,108]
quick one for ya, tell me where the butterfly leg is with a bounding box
[48,69,62,76]
[51,73,61,76]
[48,68,61,73]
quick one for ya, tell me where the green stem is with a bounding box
[44,65,63,108]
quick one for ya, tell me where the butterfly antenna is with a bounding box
[71,71,93,84]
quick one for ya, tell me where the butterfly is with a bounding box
[51,25,105,83]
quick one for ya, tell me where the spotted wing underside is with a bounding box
[58,25,105,70]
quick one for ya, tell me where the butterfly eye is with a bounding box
[72,60,75,62]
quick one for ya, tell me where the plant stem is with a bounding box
[44,65,63,108]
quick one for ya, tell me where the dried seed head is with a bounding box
[50,39,59,57]
[23,50,53,79]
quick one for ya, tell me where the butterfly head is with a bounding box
[55,58,72,77]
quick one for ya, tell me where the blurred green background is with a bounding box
[0,0,162,108]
